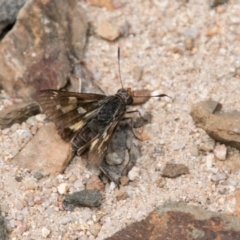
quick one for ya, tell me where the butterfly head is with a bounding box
[117,88,133,105]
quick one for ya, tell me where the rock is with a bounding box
[23,177,38,190]
[57,183,69,194]
[211,171,228,182]
[63,190,102,210]
[87,0,115,10]
[161,163,189,178]
[128,166,140,181]
[96,20,121,41]
[132,65,143,81]
[0,0,88,100]
[206,153,215,170]
[100,122,141,185]
[12,123,74,174]
[115,189,129,201]
[208,0,228,8]
[41,227,51,238]
[0,211,7,240]
[107,202,240,240]
[106,152,124,165]
[89,223,102,237]
[216,151,240,173]
[184,37,194,51]
[191,101,240,151]
[33,172,44,180]
[120,176,129,186]
[199,138,215,152]
[214,144,227,161]
[190,100,222,128]
[0,102,40,129]
[0,0,28,38]
[86,175,105,191]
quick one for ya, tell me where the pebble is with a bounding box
[211,172,228,182]
[15,199,24,210]
[74,179,84,189]
[35,114,46,122]
[120,176,129,186]
[96,20,121,41]
[199,139,215,152]
[24,178,38,190]
[33,172,44,180]
[86,175,105,191]
[106,152,123,165]
[214,144,227,161]
[60,216,73,225]
[57,183,69,194]
[128,167,140,181]
[189,145,199,157]
[41,227,51,238]
[115,189,129,201]
[89,223,102,237]
[206,153,215,170]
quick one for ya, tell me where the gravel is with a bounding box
[1,1,240,239]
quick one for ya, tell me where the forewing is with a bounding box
[87,120,120,165]
[37,90,106,141]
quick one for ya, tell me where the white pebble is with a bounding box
[128,166,140,181]
[57,183,69,194]
[206,153,214,170]
[24,178,38,190]
[41,227,51,238]
[35,114,46,122]
[214,144,227,161]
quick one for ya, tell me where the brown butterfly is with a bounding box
[37,48,168,167]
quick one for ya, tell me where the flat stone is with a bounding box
[191,101,240,151]
[63,190,102,210]
[162,163,189,178]
[107,201,240,240]
[96,20,121,41]
[190,100,222,128]
[12,123,73,174]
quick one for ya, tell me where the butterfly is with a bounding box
[37,49,169,168]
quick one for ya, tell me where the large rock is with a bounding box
[0,0,88,100]
[191,100,240,150]
[12,122,73,174]
[107,202,240,240]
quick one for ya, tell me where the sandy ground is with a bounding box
[1,0,240,239]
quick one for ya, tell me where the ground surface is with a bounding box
[1,0,240,239]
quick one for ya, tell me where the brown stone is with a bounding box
[12,123,73,174]
[87,0,115,10]
[205,111,240,150]
[86,175,105,191]
[0,0,88,100]
[190,100,222,128]
[107,202,240,240]
[162,163,189,178]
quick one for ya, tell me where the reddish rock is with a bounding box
[0,0,88,100]
[107,202,240,240]
[12,123,73,174]
[86,175,105,191]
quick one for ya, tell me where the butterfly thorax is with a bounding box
[116,88,133,105]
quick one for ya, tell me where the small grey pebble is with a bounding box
[33,172,44,180]
[63,190,102,211]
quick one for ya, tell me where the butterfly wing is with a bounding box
[87,119,120,165]
[37,90,106,141]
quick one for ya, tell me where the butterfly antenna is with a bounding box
[118,47,124,89]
